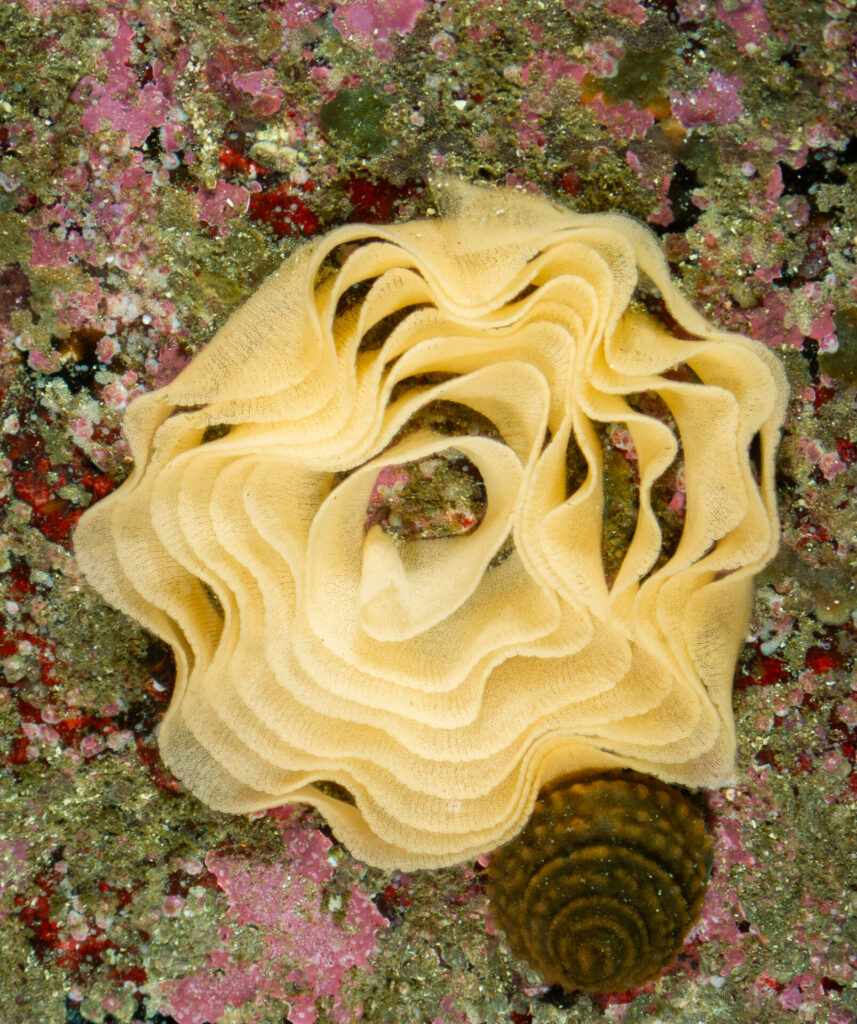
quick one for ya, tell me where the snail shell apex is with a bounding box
[487,770,713,994]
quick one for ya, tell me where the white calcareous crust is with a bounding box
[74,181,788,869]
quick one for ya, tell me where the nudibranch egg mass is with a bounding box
[74,180,787,872]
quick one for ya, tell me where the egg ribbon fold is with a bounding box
[74,181,787,869]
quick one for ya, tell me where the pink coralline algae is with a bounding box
[696,778,773,975]
[624,150,674,226]
[515,53,581,150]
[731,274,837,355]
[196,179,255,233]
[605,0,648,24]
[71,16,186,148]
[145,343,192,388]
[20,0,90,19]
[27,151,168,273]
[0,839,31,921]
[764,164,784,206]
[204,48,288,122]
[586,95,655,140]
[795,438,848,481]
[799,287,837,349]
[520,51,583,91]
[670,71,745,129]
[161,812,387,1024]
[715,0,772,53]
[333,0,428,60]
[517,50,654,147]
[740,290,806,351]
[268,0,330,31]
[579,37,623,79]
[231,70,286,116]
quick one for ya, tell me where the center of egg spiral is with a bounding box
[365,448,487,541]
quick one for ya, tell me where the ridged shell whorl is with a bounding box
[487,770,713,994]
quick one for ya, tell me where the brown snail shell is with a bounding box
[487,769,713,994]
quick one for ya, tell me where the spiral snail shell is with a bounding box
[487,770,713,994]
